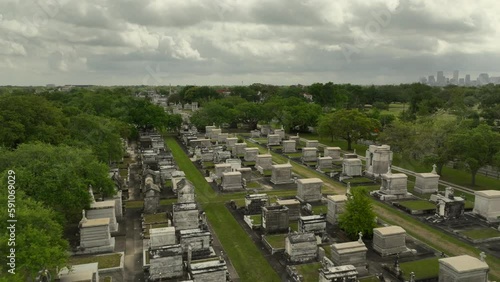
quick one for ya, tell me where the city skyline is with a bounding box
[419,70,500,87]
[1,1,500,86]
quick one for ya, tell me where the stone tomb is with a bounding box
[319,265,358,282]
[271,163,293,184]
[172,202,199,231]
[285,232,318,263]
[326,195,348,224]
[260,125,272,136]
[267,134,281,146]
[87,200,118,232]
[299,214,327,235]
[317,156,333,171]
[225,137,238,148]
[262,205,289,234]
[209,128,222,140]
[150,227,176,248]
[244,147,259,162]
[276,199,301,220]
[188,257,228,281]
[245,194,269,215]
[305,140,319,148]
[414,166,440,194]
[232,142,247,157]
[302,147,318,163]
[330,241,368,275]
[324,147,342,160]
[473,190,500,222]
[205,125,216,136]
[178,228,212,257]
[237,167,252,182]
[289,135,300,146]
[342,158,363,177]
[149,244,184,280]
[274,128,285,139]
[373,226,407,256]
[379,170,408,196]
[214,163,232,179]
[365,145,392,177]
[58,262,99,282]
[221,171,243,191]
[217,133,229,143]
[296,178,323,203]
[79,213,115,254]
[430,188,465,218]
[282,140,296,153]
[439,255,489,282]
[225,158,242,171]
[250,130,260,138]
[256,154,273,174]
[177,179,196,203]
[199,138,212,148]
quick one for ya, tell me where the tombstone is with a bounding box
[244,147,259,162]
[380,168,408,195]
[285,232,318,263]
[79,211,115,254]
[319,265,358,282]
[302,147,318,163]
[226,158,242,170]
[150,227,176,248]
[365,145,393,177]
[373,226,407,256]
[199,138,211,148]
[178,228,212,257]
[289,135,300,146]
[439,255,489,282]
[274,129,285,140]
[214,163,232,178]
[177,179,196,203]
[256,154,273,174]
[330,241,368,275]
[245,194,269,215]
[205,125,216,137]
[144,179,161,214]
[149,245,184,280]
[414,165,440,194]
[58,263,99,282]
[188,258,228,281]
[191,101,198,111]
[324,147,342,160]
[276,199,301,220]
[225,137,238,149]
[267,134,281,146]
[250,130,261,138]
[296,178,323,203]
[342,158,363,177]
[172,202,199,230]
[221,171,243,191]
[299,215,327,235]
[237,167,252,182]
[473,190,500,222]
[282,140,296,153]
[232,143,247,157]
[326,195,348,224]
[305,140,319,148]
[260,125,272,136]
[87,201,118,232]
[271,163,293,184]
[317,156,333,171]
[262,205,289,234]
[217,133,229,143]
[209,128,222,140]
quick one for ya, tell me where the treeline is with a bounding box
[0,87,181,281]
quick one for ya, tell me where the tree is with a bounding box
[317,109,380,150]
[448,124,500,186]
[0,186,68,281]
[338,188,376,240]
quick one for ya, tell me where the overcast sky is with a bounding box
[1,0,499,86]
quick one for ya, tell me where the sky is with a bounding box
[1,0,499,86]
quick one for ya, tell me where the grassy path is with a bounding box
[165,137,281,282]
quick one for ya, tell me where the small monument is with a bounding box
[326,194,348,224]
[262,205,289,234]
[282,140,296,153]
[365,145,392,177]
[232,143,247,157]
[299,215,327,235]
[330,240,368,275]
[276,199,301,220]
[245,194,269,215]
[302,147,318,163]
[305,140,319,148]
[225,137,238,149]
[149,244,184,280]
[267,134,281,146]
[172,202,199,230]
[473,190,500,222]
[373,226,407,256]
[296,178,323,203]
[414,164,440,194]
[439,255,489,282]
[78,210,115,254]
[150,227,176,248]
[342,157,363,177]
[214,163,232,178]
[324,147,342,160]
[221,171,243,191]
[256,154,273,175]
[317,156,333,171]
[285,232,318,263]
[244,147,259,162]
[270,162,293,184]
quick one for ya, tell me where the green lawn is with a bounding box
[264,234,286,249]
[289,221,298,232]
[165,137,281,281]
[295,262,321,282]
[399,257,439,280]
[69,253,122,269]
[246,181,261,188]
[398,200,436,211]
[461,228,500,240]
[144,213,167,224]
[249,214,262,225]
[159,198,178,206]
[125,200,144,209]
[312,205,327,215]
[359,277,382,282]
[285,152,303,158]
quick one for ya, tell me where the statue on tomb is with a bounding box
[88,185,95,203]
[353,149,356,155]
[80,210,87,225]
[409,272,415,282]
[431,164,437,174]
[387,164,392,175]
[346,182,352,197]
[480,252,486,262]
[358,231,363,243]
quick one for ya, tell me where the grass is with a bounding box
[461,228,500,240]
[264,234,286,249]
[295,262,321,282]
[144,213,167,224]
[165,137,281,281]
[289,221,298,232]
[249,214,262,225]
[399,257,439,280]
[246,181,261,188]
[345,177,376,184]
[101,276,112,282]
[285,152,303,158]
[203,161,215,168]
[125,200,144,209]
[144,223,168,237]
[312,205,327,215]
[69,253,122,269]
[359,277,382,282]
[398,200,436,211]
[159,198,178,206]
[165,179,172,188]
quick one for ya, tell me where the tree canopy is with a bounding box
[338,188,377,240]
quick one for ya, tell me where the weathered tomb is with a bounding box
[244,147,259,162]
[225,137,238,148]
[150,227,176,248]
[317,156,333,171]
[178,228,212,257]
[188,256,228,282]
[342,158,363,177]
[214,163,232,179]
[296,178,323,203]
[262,205,290,234]
[79,212,115,254]
[324,147,342,160]
[177,179,196,203]
[414,165,440,194]
[326,194,347,224]
[373,226,407,256]
[285,232,318,263]
[87,201,118,232]
[276,199,301,220]
[267,134,281,146]
[172,202,199,230]
[365,144,392,177]
[439,254,489,282]
[58,262,99,282]
[221,171,243,191]
[282,140,296,153]
[302,147,318,163]
[430,187,465,218]
[274,128,285,139]
[319,264,358,282]
[473,190,500,222]
[245,194,269,215]
[217,133,229,143]
[330,241,368,275]
[299,214,327,235]
[149,244,183,280]
[271,163,293,184]
[237,167,252,182]
[232,143,247,157]
[256,154,273,174]
[305,140,319,148]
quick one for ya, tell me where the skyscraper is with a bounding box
[428,75,435,85]
[453,70,459,85]
[478,73,489,85]
[437,71,445,86]
[465,74,471,86]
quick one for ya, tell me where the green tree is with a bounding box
[317,109,380,150]
[448,124,500,186]
[0,187,68,281]
[338,188,376,240]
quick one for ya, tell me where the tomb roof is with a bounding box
[374,226,406,236]
[297,178,323,184]
[439,255,489,272]
[81,218,110,228]
[475,190,500,198]
[327,195,348,202]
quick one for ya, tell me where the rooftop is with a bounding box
[374,226,406,236]
[439,255,489,272]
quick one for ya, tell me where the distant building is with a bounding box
[465,74,471,85]
[437,71,445,86]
